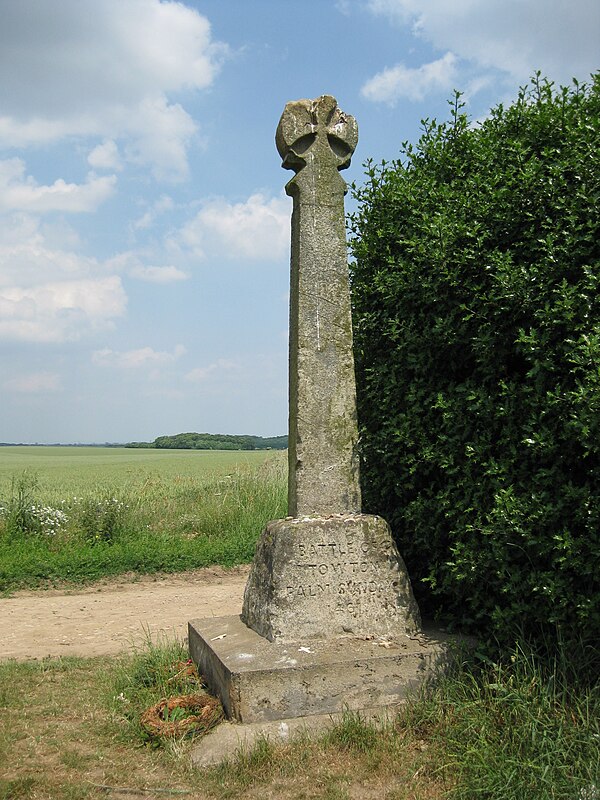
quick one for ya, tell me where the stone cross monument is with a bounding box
[277,94,361,518]
[241,95,420,643]
[188,96,457,725]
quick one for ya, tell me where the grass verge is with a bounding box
[0,637,597,800]
[0,456,286,591]
[402,643,600,800]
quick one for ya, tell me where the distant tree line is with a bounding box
[126,432,287,451]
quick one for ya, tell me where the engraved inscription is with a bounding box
[296,535,393,559]
[286,583,331,597]
[282,527,403,620]
[285,579,394,599]
[298,562,372,575]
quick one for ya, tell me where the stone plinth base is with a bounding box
[241,514,421,643]
[191,707,400,768]
[188,614,461,723]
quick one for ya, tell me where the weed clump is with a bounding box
[108,635,222,746]
[0,471,68,538]
[400,642,600,799]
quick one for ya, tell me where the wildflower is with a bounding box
[29,504,69,535]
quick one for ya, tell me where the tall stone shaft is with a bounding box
[189,96,452,721]
[276,95,361,517]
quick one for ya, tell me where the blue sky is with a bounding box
[0,0,598,443]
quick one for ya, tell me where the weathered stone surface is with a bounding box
[257,96,420,645]
[189,615,459,723]
[241,514,421,642]
[277,95,361,517]
[186,96,460,729]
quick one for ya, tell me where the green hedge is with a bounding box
[349,75,600,649]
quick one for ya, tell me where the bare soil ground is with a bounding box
[0,566,249,661]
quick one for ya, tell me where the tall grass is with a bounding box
[0,455,286,591]
[400,642,600,800]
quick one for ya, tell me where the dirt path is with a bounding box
[0,566,249,661]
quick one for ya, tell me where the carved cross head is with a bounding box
[276,95,358,175]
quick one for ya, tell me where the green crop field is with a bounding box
[0,446,287,591]
[0,446,280,500]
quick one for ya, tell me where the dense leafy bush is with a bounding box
[349,75,600,650]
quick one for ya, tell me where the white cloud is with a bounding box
[0,276,126,343]
[102,250,188,283]
[132,195,174,231]
[122,96,199,181]
[129,264,188,283]
[4,372,62,393]
[0,214,114,290]
[93,344,186,369]
[185,359,238,382]
[0,214,129,342]
[177,193,290,261]
[0,158,116,213]
[104,255,189,283]
[39,218,82,251]
[362,52,457,103]
[364,0,600,86]
[0,0,228,180]
[88,140,122,171]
